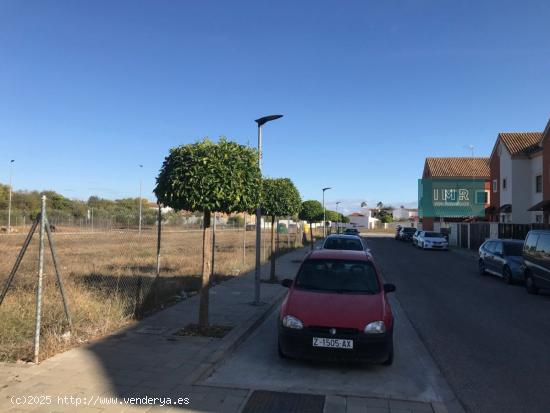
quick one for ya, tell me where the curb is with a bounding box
[187,288,287,385]
[449,247,478,260]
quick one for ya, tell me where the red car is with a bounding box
[278,249,396,365]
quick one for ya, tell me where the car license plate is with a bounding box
[312,337,353,349]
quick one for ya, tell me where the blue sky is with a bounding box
[1,0,549,213]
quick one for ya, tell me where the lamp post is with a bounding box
[138,164,143,235]
[335,201,341,234]
[322,187,331,238]
[254,114,283,305]
[7,159,14,233]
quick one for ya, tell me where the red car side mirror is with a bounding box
[281,279,293,288]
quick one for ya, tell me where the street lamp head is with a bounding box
[255,114,283,127]
[322,187,332,192]
[10,159,14,163]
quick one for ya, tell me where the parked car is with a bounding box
[344,228,360,236]
[278,250,396,365]
[322,234,372,258]
[523,230,550,294]
[478,239,524,284]
[415,231,448,250]
[394,225,402,239]
[412,230,421,246]
[397,227,416,241]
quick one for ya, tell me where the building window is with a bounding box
[536,175,542,193]
[502,178,507,190]
[492,179,498,193]
[536,214,543,223]
[475,190,488,204]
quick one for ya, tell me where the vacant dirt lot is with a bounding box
[0,226,304,362]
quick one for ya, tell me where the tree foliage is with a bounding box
[154,137,261,330]
[0,183,155,224]
[324,210,341,222]
[154,138,261,214]
[373,207,394,223]
[261,178,301,217]
[261,177,302,281]
[299,200,324,223]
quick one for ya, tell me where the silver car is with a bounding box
[322,234,373,258]
[416,231,448,250]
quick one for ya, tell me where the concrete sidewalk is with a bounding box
[0,243,463,413]
[0,246,310,413]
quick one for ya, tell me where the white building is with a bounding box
[392,207,418,221]
[348,207,380,229]
[490,132,543,224]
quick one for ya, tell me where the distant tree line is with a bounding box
[0,183,157,225]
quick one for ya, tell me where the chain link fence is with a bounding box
[0,207,307,362]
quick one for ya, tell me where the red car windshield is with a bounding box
[295,259,380,294]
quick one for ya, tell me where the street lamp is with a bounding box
[7,160,14,233]
[322,187,331,238]
[254,114,283,305]
[138,164,143,235]
[336,201,341,234]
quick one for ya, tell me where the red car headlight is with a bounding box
[364,321,386,334]
[282,315,304,330]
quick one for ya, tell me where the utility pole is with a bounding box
[322,187,331,238]
[254,115,283,305]
[138,164,143,235]
[7,160,14,233]
[336,201,341,234]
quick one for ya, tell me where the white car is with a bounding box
[416,231,448,250]
[322,234,373,259]
[412,230,421,246]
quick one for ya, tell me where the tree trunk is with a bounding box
[269,215,277,281]
[309,222,314,251]
[199,210,212,332]
[211,212,216,286]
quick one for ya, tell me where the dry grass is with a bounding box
[0,227,304,362]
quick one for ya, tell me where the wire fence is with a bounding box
[0,206,322,362]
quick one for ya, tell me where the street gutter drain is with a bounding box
[242,390,325,413]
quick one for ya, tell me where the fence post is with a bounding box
[287,215,291,249]
[34,195,47,364]
[45,218,72,330]
[242,212,246,269]
[211,212,216,283]
[156,205,162,277]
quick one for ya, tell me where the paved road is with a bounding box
[368,236,550,413]
[204,238,463,412]
[204,299,454,404]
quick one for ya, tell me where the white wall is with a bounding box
[392,208,408,220]
[499,143,543,224]
[512,158,532,223]
[530,154,543,223]
[349,215,370,228]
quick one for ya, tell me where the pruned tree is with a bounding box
[298,200,324,250]
[261,178,302,281]
[155,138,261,331]
[324,210,340,223]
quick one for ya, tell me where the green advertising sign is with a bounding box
[418,179,487,218]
